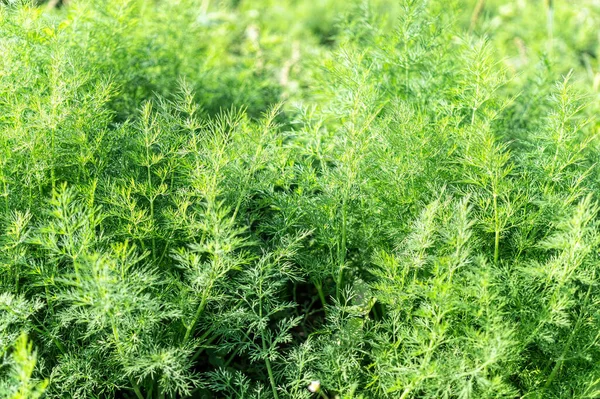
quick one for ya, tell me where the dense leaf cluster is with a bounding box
[2,0,600,398]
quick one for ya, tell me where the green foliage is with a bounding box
[2,0,600,398]
[1,333,48,399]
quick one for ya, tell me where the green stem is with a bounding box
[231,141,264,223]
[469,0,485,33]
[223,348,238,368]
[50,128,56,193]
[336,195,348,301]
[404,38,409,97]
[493,192,500,264]
[14,270,19,294]
[200,0,210,14]
[6,307,65,355]
[262,335,279,399]
[318,390,330,399]
[183,292,209,343]
[543,282,593,391]
[472,81,479,125]
[156,231,174,266]
[30,322,66,355]
[546,0,554,55]
[3,180,8,216]
[399,387,412,399]
[45,285,54,316]
[191,302,247,362]
[147,163,156,262]
[112,322,144,399]
[130,378,144,399]
[315,281,327,313]
[191,330,219,362]
[258,279,279,399]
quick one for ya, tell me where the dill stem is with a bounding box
[546,0,554,55]
[6,306,65,355]
[493,192,500,264]
[3,180,8,215]
[318,391,330,399]
[469,0,485,33]
[257,279,279,399]
[336,194,348,301]
[200,0,210,14]
[191,301,247,361]
[156,231,173,265]
[30,324,66,354]
[543,282,592,391]
[315,281,327,314]
[147,160,156,262]
[28,312,66,354]
[542,318,580,391]
[472,81,479,125]
[399,387,412,399]
[263,334,279,399]
[184,242,219,343]
[183,291,209,343]
[112,322,144,399]
[223,348,239,368]
[45,285,54,315]
[191,329,219,361]
[232,141,263,223]
[404,39,409,97]
[130,378,144,399]
[50,128,56,193]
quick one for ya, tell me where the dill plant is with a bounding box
[2,0,600,398]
